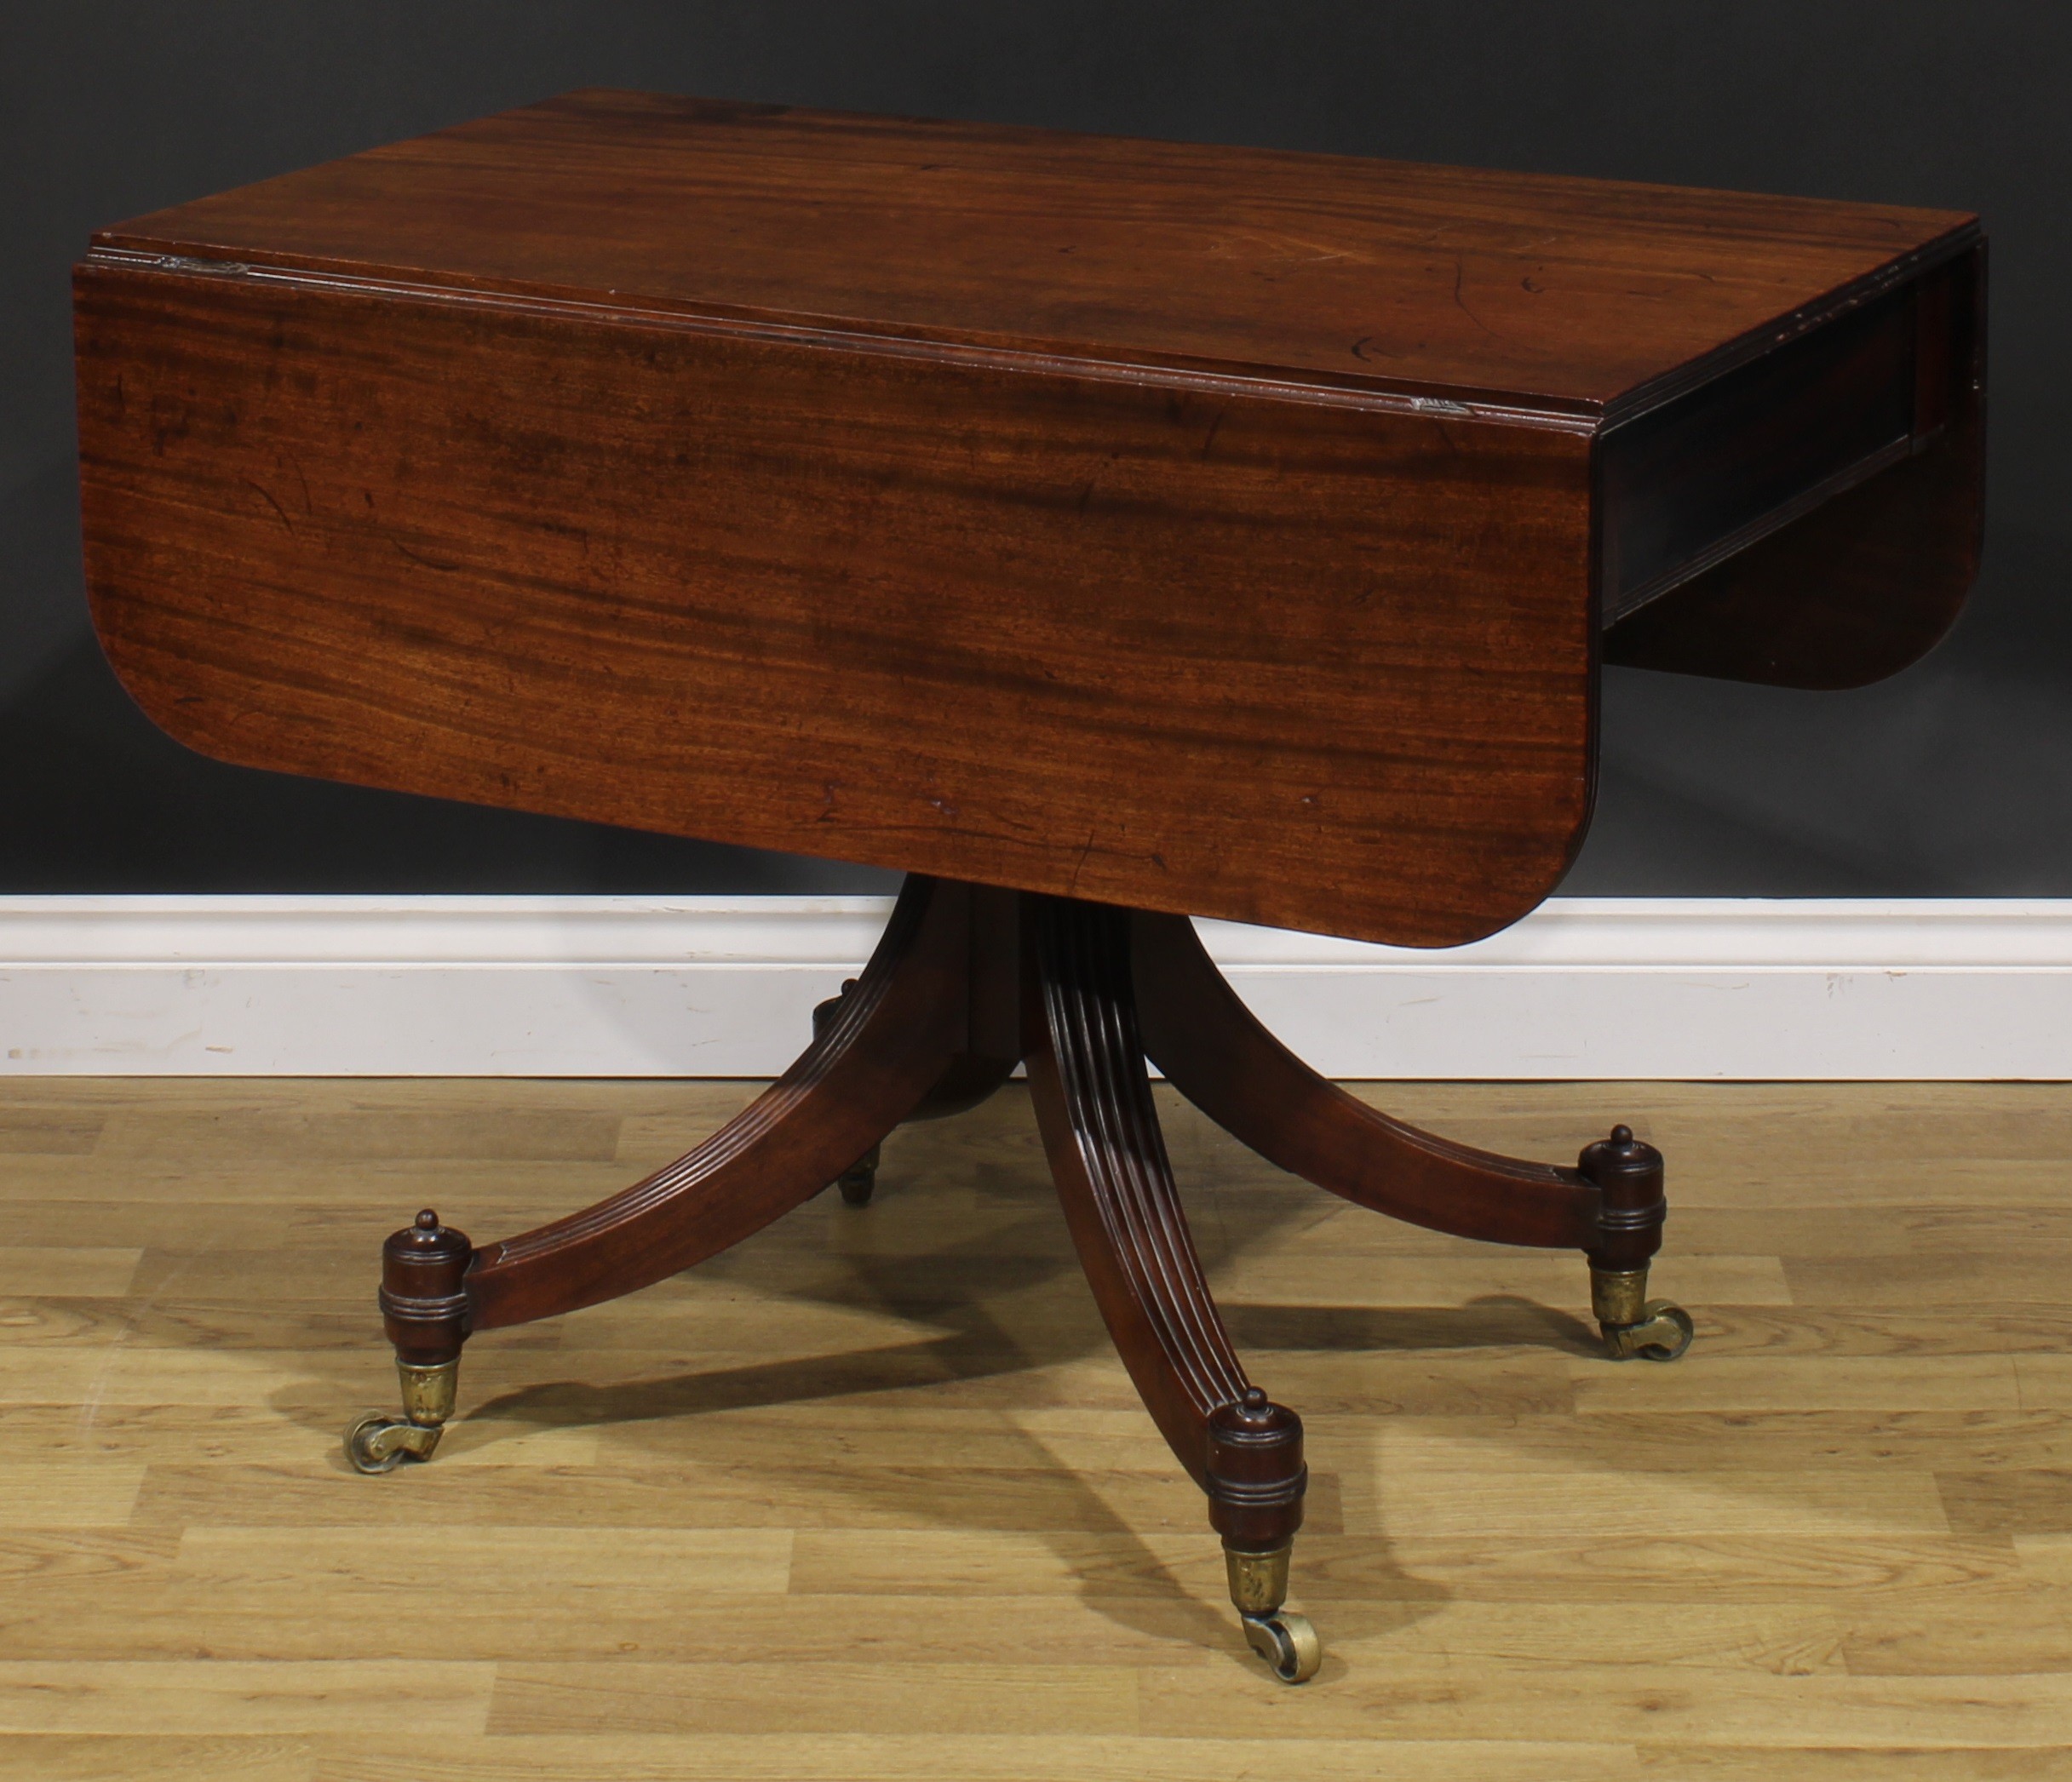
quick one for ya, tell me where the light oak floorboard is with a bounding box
[2,1075,2069,1774]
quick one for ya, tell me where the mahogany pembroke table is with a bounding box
[74,90,1984,1682]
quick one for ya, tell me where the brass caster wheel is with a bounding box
[834,1143,880,1206]
[1241,1609,1322,1683]
[345,1412,443,1474]
[1603,1300,1695,1362]
[346,1357,459,1472]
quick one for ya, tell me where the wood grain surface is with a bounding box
[74,90,1984,943]
[5,1073,2072,1776]
[75,257,1596,945]
[93,89,1973,416]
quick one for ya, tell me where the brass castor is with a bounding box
[1241,1609,1323,1683]
[1225,1544,1323,1684]
[1603,1301,1696,1361]
[834,1142,881,1207]
[1592,1267,1695,1362]
[345,1358,459,1473]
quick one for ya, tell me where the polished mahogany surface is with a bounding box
[91,88,1971,418]
[75,91,1984,944]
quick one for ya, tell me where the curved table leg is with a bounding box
[1130,909,1690,1361]
[810,980,887,1206]
[1025,896,1319,1682]
[346,874,972,1471]
[809,881,1024,1206]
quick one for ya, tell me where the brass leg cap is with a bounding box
[1241,1610,1323,1683]
[396,1359,460,1425]
[1224,1544,1292,1616]
[1602,1300,1695,1362]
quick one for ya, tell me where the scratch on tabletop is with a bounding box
[1067,829,1098,894]
[1452,257,1495,335]
[242,478,295,536]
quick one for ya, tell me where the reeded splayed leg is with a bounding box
[1025,896,1320,1682]
[344,874,972,1470]
[1130,908,1693,1361]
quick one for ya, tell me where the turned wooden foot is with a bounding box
[831,1144,881,1206]
[346,1207,471,1472]
[1213,1393,1323,1682]
[1580,1126,1693,1361]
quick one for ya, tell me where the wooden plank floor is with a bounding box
[3,1075,2071,1779]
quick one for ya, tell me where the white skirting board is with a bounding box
[2,896,2069,1080]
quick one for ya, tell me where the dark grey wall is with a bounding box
[6,3,2065,895]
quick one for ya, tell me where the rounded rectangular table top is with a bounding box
[74,92,1983,945]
